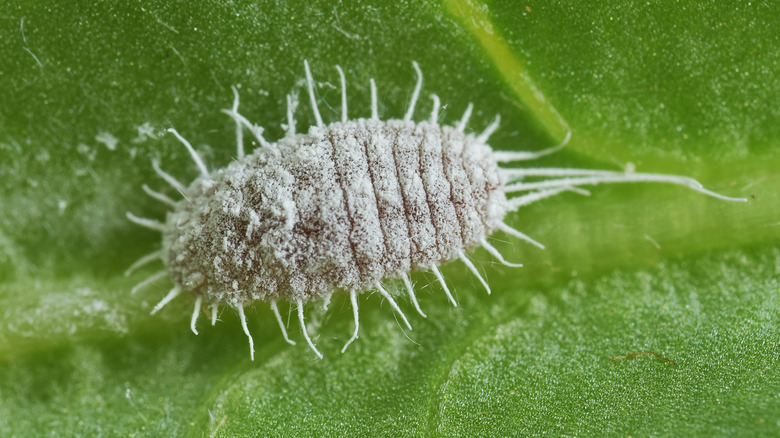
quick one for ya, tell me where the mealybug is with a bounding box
[126,61,745,360]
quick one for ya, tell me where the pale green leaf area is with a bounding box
[0,0,778,436]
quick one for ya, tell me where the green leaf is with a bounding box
[1,0,778,436]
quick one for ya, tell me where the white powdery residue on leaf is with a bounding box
[95,131,118,151]
[77,143,97,161]
[132,122,161,143]
[82,298,109,314]
[15,288,131,338]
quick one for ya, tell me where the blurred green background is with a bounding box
[1,1,778,436]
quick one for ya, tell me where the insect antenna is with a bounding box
[220,105,270,149]
[130,270,167,295]
[167,128,209,177]
[125,250,163,276]
[126,212,166,232]
[151,160,186,193]
[141,184,176,207]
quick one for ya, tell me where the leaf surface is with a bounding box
[1,1,778,436]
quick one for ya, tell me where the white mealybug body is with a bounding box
[127,61,745,360]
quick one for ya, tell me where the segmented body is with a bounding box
[126,60,743,360]
[164,119,506,306]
